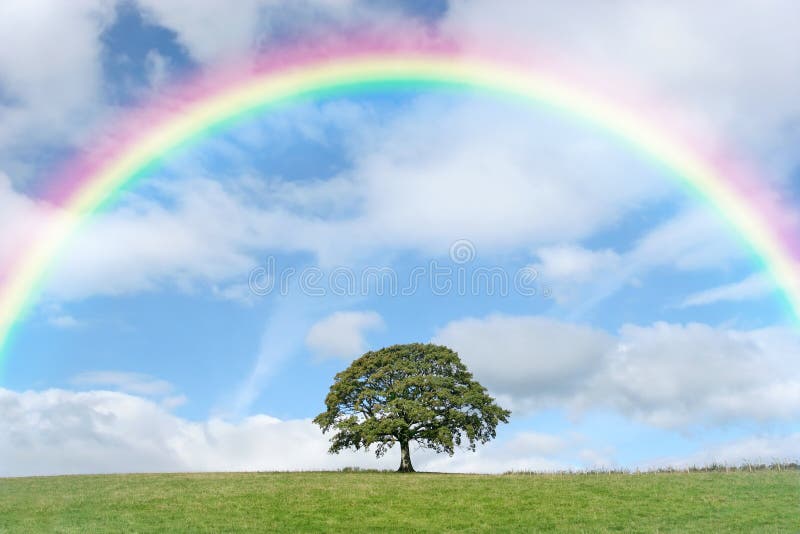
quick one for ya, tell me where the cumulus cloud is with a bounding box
[0,387,378,476]
[2,0,799,479]
[0,387,585,476]
[133,0,434,66]
[598,323,800,427]
[0,92,678,305]
[532,244,624,305]
[0,174,65,267]
[2,386,795,477]
[0,0,115,176]
[0,4,776,309]
[534,245,622,283]
[433,314,800,428]
[442,1,800,178]
[342,96,671,257]
[1,2,796,309]
[306,310,384,360]
[134,0,800,183]
[433,315,614,404]
[41,178,270,300]
[134,0,266,63]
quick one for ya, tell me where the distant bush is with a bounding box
[338,467,391,473]
[504,460,799,475]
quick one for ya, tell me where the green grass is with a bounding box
[1,470,798,532]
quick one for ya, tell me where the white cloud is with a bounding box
[532,244,623,304]
[442,1,800,179]
[433,314,800,428]
[0,91,669,304]
[306,310,384,360]
[433,314,614,407]
[35,129,748,313]
[135,0,266,64]
[534,245,621,283]
[0,0,114,174]
[0,13,788,447]
[680,273,774,308]
[2,387,794,477]
[597,322,800,427]
[341,96,671,257]
[42,179,262,300]
[0,174,64,267]
[136,0,800,182]
[2,2,800,479]
[0,14,762,307]
[0,2,796,308]
[0,387,376,476]
[0,387,579,476]
[71,371,174,397]
[134,0,392,65]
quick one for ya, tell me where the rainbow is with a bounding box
[1,42,799,358]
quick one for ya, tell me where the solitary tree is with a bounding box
[314,343,510,472]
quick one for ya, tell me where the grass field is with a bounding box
[1,470,798,532]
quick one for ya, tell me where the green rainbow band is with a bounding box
[1,54,798,359]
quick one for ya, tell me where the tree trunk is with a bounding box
[398,439,415,472]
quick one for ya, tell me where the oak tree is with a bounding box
[314,343,511,472]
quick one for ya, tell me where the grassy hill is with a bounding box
[1,470,798,532]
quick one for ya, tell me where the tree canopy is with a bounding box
[313,343,511,472]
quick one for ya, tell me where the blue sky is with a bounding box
[1,1,799,475]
